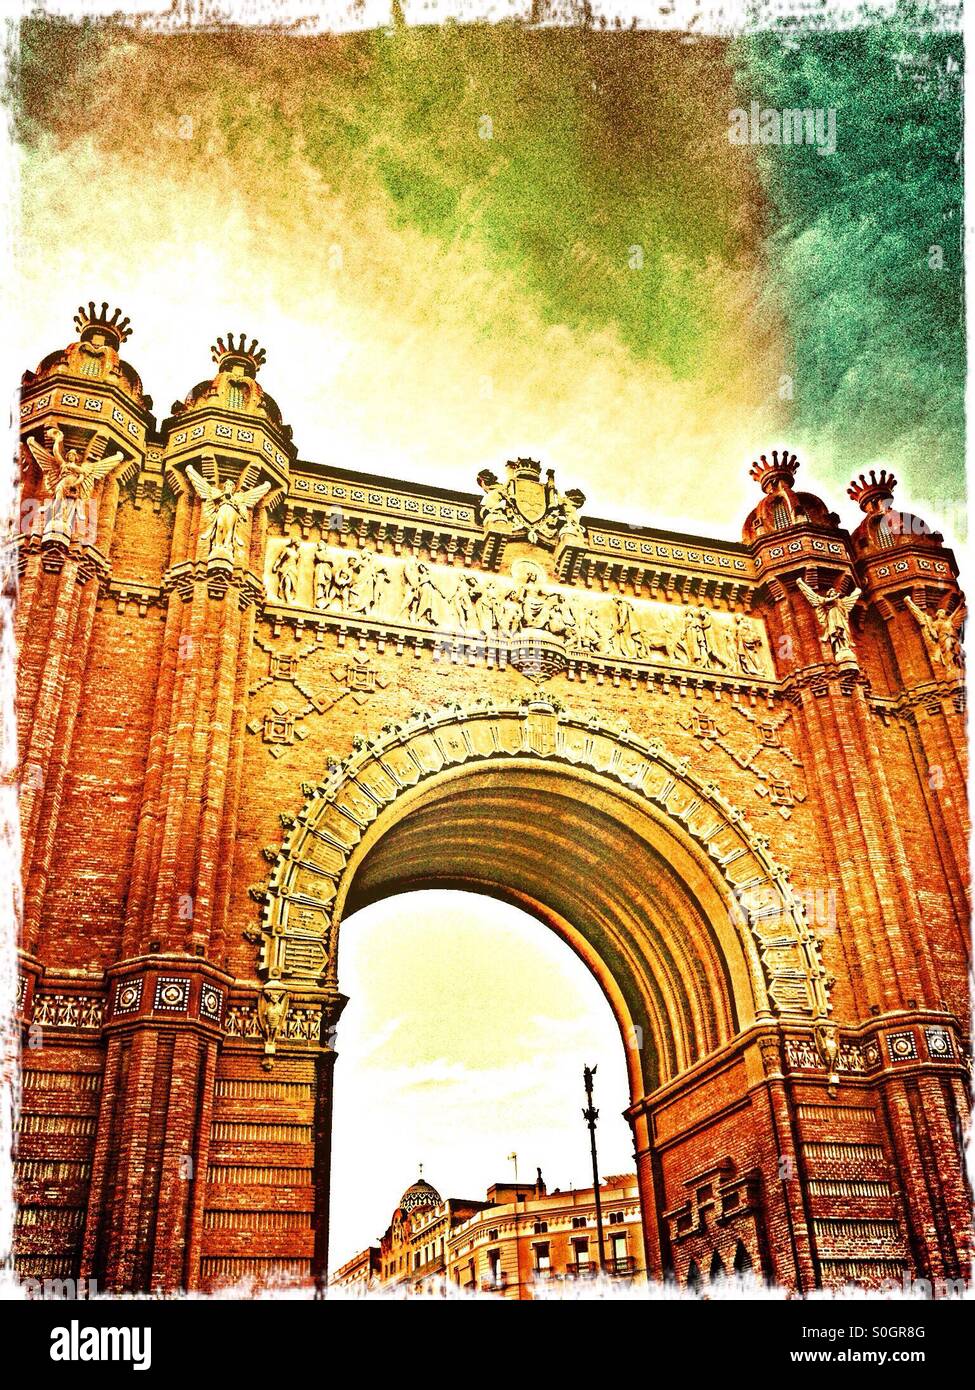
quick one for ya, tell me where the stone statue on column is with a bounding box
[797,578,861,666]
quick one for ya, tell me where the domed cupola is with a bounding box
[847,469,942,556]
[21,301,152,413]
[171,332,291,441]
[742,449,839,545]
[164,332,296,495]
[399,1175,442,1214]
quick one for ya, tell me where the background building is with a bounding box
[330,1245,380,1293]
[378,1177,487,1293]
[448,1172,645,1298]
[333,1170,646,1298]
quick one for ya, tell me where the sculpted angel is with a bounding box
[796,578,861,664]
[904,596,965,674]
[185,460,271,558]
[23,424,125,536]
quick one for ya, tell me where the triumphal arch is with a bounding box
[13,307,971,1293]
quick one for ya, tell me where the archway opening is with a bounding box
[329,888,637,1279]
[268,711,825,1290]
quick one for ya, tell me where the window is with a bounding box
[572,1238,590,1266]
[772,500,791,530]
[533,1242,551,1271]
[487,1249,502,1287]
[571,1216,587,1229]
[228,382,246,410]
[608,1211,624,1225]
[533,1220,548,1234]
[488,1229,499,1241]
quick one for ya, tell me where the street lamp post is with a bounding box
[583,1064,607,1274]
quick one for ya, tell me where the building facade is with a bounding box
[12,307,971,1295]
[330,1243,380,1293]
[447,1172,646,1297]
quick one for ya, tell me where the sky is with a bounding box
[13,8,964,542]
[329,889,634,1268]
[13,19,787,538]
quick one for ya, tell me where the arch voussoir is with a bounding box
[256,699,831,1036]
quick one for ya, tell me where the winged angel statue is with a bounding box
[185,458,270,559]
[904,596,965,675]
[23,424,125,537]
[796,578,861,664]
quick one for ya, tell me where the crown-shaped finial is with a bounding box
[73,301,132,345]
[210,332,267,376]
[848,468,897,513]
[749,448,799,493]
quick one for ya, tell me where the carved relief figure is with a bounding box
[572,601,602,651]
[815,1021,841,1096]
[313,541,336,610]
[455,573,495,632]
[607,597,646,658]
[674,608,701,665]
[345,550,390,615]
[185,459,271,559]
[478,580,505,634]
[734,613,767,676]
[23,423,125,535]
[905,596,965,675]
[272,537,302,604]
[543,590,576,639]
[498,586,522,635]
[797,579,861,664]
[512,562,560,631]
[692,604,729,670]
[401,558,449,626]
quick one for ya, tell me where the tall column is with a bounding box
[79,333,299,1291]
[743,450,970,1285]
[17,307,151,958]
